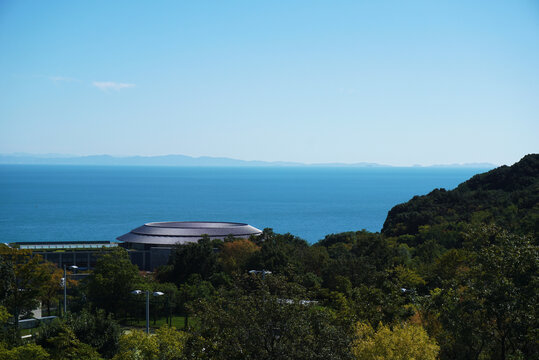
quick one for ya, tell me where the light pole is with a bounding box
[132,290,165,334]
[63,265,78,316]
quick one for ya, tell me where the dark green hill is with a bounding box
[382,154,539,238]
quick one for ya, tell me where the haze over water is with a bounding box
[0,165,489,244]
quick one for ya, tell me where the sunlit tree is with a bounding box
[0,246,51,328]
[351,321,439,360]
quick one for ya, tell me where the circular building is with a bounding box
[117,221,263,270]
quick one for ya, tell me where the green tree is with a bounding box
[0,306,9,324]
[46,324,102,360]
[426,286,487,360]
[0,342,50,360]
[68,309,121,359]
[193,280,352,360]
[0,247,51,329]
[40,263,71,317]
[217,239,259,274]
[466,227,538,359]
[424,226,538,360]
[154,326,188,360]
[345,284,412,326]
[112,329,157,360]
[178,274,214,329]
[247,233,310,277]
[0,306,15,346]
[391,265,426,289]
[112,326,187,360]
[351,321,439,360]
[167,236,218,285]
[320,232,396,288]
[86,248,145,316]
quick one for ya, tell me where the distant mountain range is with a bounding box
[0,153,497,168]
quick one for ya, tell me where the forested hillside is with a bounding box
[382,154,538,239]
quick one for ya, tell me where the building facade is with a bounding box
[117,221,262,270]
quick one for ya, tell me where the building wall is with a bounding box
[124,247,172,271]
[36,250,101,270]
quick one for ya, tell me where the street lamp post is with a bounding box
[63,265,78,316]
[132,290,165,334]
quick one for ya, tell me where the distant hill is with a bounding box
[0,154,298,167]
[0,153,497,168]
[382,154,538,238]
[0,153,387,167]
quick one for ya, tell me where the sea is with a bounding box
[0,165,489,244]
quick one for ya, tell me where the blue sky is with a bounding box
[1,0,537,166]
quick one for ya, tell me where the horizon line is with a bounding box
[0,152,504,168]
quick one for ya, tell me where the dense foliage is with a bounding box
[86,247,145,317]
[382,154,538,239]
[352,321,439,360]
[193,275,353,360]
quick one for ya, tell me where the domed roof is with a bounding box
[117,221,262,246]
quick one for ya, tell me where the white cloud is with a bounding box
[92,81,136,91]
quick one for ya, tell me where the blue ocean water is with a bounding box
[0,165,487,244]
